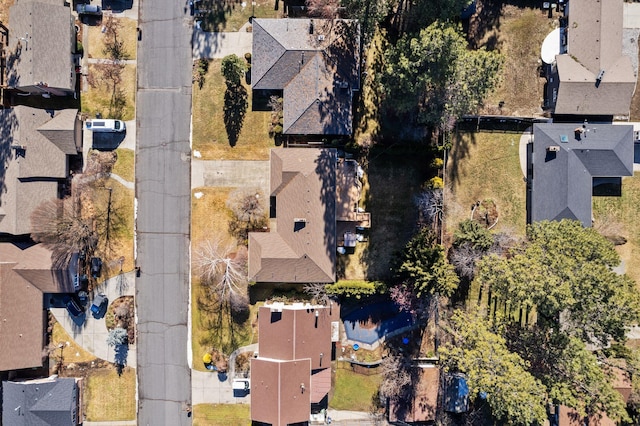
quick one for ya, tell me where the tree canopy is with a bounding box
[382,22,503,130]
[477,220,640,347]
[440,310,548,425]
[221,54,247,87]
[395,227,459,297]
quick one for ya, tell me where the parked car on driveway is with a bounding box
[90,293,108,317]
[91,257,103,279]
[63,296,84,317]
[76,4,102,15]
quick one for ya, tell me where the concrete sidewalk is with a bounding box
[50,271,137,366]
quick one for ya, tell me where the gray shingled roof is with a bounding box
[252,19,360,135]
[553,0,636,115]
[248,148,337,283]
[3,377,78,425]
[7,0,75,93]
[529,123,634,226]
[0,107,76,235]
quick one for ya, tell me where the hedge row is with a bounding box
[325,280,387,299]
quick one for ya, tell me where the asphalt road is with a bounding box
[135,0,193,424]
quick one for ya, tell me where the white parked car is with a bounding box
[86,119,126,133]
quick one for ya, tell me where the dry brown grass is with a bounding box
[87,177,135,276]
[0,0,14,23]
[112,148,135,183]
[51,321,97,364]
[192,60,274,160]
[478,6,553,116]
[87,17,138,60]
[447,132,527,236]
[191,187,233,246]
[82,63,136,121]
[84,366,136,421]
[193,404,250,426]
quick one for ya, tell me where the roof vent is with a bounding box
[596,69,605,88]
[318,34,325,41]
[547,145,560,152]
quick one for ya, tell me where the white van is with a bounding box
[86,119,125,132]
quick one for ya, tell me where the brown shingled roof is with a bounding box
[251,303,333,426]
[248,148,337,283]
[252,19,360,135]
[0,243,50,372]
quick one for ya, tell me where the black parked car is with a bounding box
[63,296,84,317]
[91,257,103,279]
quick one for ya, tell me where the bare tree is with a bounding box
[30,198,98,269]
[414,188,443,227]
[379,354,413,404]
[194,238,249,313]
[306,0,339,18]
[449,242,483,280]
[227,188,268,245]
[303,283,331,305]
[102,15,129,61]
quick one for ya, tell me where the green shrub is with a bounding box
[326,280,386,299]
[431,157,444,169]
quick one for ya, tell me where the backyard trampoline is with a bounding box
[343,301,414,345]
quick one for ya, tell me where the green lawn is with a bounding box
[593,173,640,285]
[192,59,274,161]
[84,367,136,421]
[193,404,250,426]
[447,132,527,237]
[329,367,382,411]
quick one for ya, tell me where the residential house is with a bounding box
[526,123,634,227]
[2,376,83,425]
[0,106,81,236]
[545,0,636,117]
[0,242,72,374]
[251,18,360,135]
[5,0,77,101]
[251,302,338,426]
[248,148,369,284]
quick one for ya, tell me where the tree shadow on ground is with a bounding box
[223,83,248,147]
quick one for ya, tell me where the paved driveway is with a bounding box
[192,26,253,59]
[49,271,137,366]
[192,160,269,194]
